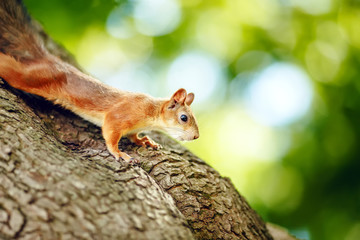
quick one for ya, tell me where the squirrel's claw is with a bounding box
[128,157,140,166]
[152,143,162,150]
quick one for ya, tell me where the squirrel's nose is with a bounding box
[193,134,199,140]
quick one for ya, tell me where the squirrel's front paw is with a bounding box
[130,134,161,150]
[151,142,162,150]
[142,136,161,149]
[128,157,140,165]
[109,149,138,165]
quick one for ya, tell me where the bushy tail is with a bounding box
[0,0,45,61]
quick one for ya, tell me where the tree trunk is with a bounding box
[0,8,295,240]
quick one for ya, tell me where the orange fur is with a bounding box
[0,53,199,161]
[0,0,199,162]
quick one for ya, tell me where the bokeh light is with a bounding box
[288,0,333,15]
[106,5,135,39]
[214,108,290,162]
[166,51,226,104]
[105,63,156,95]
[244,63,313,127]
[133,0,182,36]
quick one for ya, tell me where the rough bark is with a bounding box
[0,12,295,240]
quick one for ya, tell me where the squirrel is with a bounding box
[0,0,199,163]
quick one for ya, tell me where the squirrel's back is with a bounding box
[0,0,46,61]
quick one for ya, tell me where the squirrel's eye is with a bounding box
[180,114,188,122]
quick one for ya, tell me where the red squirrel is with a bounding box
[0,0,199,162]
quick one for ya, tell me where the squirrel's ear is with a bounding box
[185,93,194,106]
[171,88,187,104]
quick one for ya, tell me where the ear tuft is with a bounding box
[171,88,187,104]
[185,93,195,105]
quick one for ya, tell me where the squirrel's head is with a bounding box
[161,88,199,141]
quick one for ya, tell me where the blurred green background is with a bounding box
[23,0,360,239]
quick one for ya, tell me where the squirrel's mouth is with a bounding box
[162,127,193,141]
[175,135,198,142]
